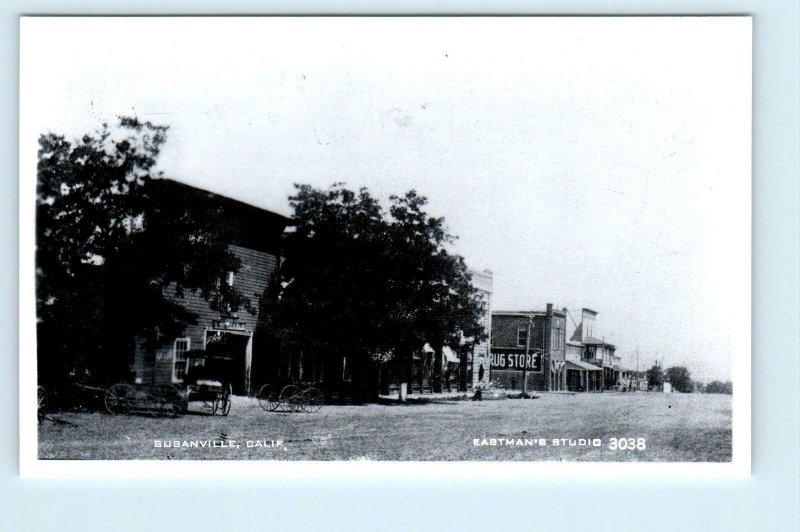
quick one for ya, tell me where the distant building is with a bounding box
[565,340,602,392]
[564,308,620,391]
[392,268,493,394]
[619,369,648,391]
[131,179,289,395]
[490,304,567,392]
[468,269,493,389]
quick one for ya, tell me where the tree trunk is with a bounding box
[403,346,414,396]
[458,345,470,392]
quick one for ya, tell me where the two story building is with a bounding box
[564,308,620,391]
[468,269,493,389]
[490,304,567,392]
[131,179,289,396]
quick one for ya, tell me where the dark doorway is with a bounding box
[205,331,250,395]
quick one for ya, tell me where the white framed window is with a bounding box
[225,271,235,286]
[172,337,191,382]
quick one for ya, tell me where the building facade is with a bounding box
[490,304,567,392]
[619,369,647,391]
[468,269,493,389]
[564,308,620,391]
[131,179,289,395]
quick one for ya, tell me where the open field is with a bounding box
[38,392,732,461]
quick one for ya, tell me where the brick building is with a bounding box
[131,179,289,395]
[490,304,567,392]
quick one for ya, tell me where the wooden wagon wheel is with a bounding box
[279,384,302,412]
[220,384,232,416]
[257,384,280,412]
[143,389,161,417]
[300,387,324,413]
[104,383,135,415]
[213,384,232,416]
[154,384,183,417]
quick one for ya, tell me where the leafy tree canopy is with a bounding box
[647,363,664,389]
[275,183,486,390]
[704,380,733,394]
[665,365,694,393]
[37,117,249,386]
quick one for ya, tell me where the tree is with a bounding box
[36,117,249,388]
[647,362,664,390]
[386,191,485,393]
[705,380,733,394]
[665,366,694,393]
[274,183,485,398]
[275,184,395,397]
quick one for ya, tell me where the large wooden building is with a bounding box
[131,179,289,395]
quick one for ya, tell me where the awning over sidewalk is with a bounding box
[566,360,602,371]
[423,343,460,363]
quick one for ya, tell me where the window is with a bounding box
[517,327,528,347]
[173,337,191,382]
[225,271,235,286]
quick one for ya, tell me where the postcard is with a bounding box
[19,16,751,477]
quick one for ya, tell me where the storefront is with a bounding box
[566,360,602,392]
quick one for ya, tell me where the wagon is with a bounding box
[104,382,183,416]
[257,383,324,413]
[180,350,234,416]
[104,350,234,416]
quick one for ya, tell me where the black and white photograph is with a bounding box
[19,16,751,475]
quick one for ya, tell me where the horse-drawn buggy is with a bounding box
[104,349,233,417]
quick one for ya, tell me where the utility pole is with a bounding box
[522,313,532,398]
[635,346,639,392]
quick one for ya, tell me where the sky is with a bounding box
[20,17,751,381]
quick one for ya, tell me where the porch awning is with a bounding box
[442,346,460,363]
[566,360,602,371]
[422,343,460,363]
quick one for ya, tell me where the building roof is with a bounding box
[493,307,566,317]
[566,360,602,371]
[153,178,290,254]
[493,310,547,317]
[582,337,616,349]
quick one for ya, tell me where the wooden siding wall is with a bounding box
[133,244,279,386]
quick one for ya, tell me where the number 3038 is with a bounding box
[609,437,646,450]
